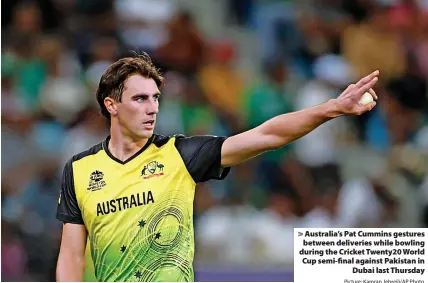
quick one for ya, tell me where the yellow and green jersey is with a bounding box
[57,134,230,282]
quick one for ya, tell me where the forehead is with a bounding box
[123,74,159,96]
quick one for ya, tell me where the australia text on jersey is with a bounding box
[141,160,165,179]
[97,190,155,216]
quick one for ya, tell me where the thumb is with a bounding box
[359,101,377,113]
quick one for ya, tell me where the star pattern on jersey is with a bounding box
[135,271,142,279]
[138,219,146,228]
[155,232,161,239]
[120,245,126,253]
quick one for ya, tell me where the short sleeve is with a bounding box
[174,135,231,183]
[56,159,84,224]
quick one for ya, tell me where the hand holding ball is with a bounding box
[337,70,378,115]
[359,92,374,105]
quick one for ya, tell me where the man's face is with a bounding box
[112,75,160,139]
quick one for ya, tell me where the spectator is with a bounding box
[155,11,206,76]
[294,54,353,168]
[242,60,294,192]
[1,221,27,281]
[36,36,89,125]
[342,4,407,80]
[198,40,245,134]
[114,0,175,52]
[366,74,427,151]
[3,34,46,111]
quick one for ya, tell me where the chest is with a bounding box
[73,152,195,230]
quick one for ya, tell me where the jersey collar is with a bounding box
[103,135,154,165]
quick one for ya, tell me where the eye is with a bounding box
[153,94,160,101]
[135,95,148,102]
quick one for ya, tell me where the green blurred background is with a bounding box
[2,0,428,281]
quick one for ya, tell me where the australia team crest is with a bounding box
[141,161,165,179]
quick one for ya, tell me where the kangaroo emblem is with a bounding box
[141,166,148,176]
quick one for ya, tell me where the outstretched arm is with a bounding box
[221,71,379,167]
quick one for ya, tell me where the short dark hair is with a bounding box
[96,53,164,119]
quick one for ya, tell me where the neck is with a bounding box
[108,123,150,162]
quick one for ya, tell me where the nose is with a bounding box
[146,98,159,115]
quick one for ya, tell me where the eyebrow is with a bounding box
[132,92,161,98]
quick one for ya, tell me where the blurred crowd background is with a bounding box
[2,0,428,281]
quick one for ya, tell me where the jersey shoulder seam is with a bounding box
[70,141,104,163]
[151,134,172,148]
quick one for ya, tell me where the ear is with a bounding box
[104,97,118,116]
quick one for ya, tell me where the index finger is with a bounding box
[358,77,378,96]
[356,70,379,89]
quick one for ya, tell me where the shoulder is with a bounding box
[151,133,227,161]
[66,141,105,168]
[151,133,227,150]
[171,134,229,183]
[173,134,226,152]
[151,134,173,148]
[172,134,227,170]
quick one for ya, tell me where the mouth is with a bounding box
[143,120,155,127]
